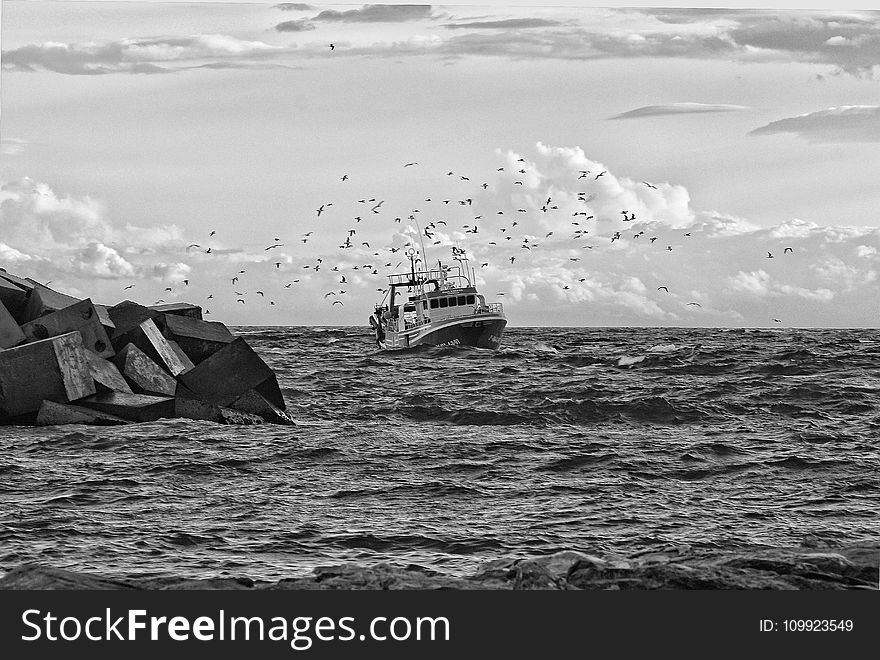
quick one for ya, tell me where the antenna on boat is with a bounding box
[411,215,429,277]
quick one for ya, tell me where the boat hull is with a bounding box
[382,315,507,350]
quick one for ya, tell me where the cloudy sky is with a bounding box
[3,1,880,327]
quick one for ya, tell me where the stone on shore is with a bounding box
[35,400,130,426]
[78,392,175,422]
[174,394,265,425]
[19,298,114,358]
[23,283,114,331]
[112,343,178,397]
[1,543,876,590]
[0,301,26,349]
[0,277,28,321]
[85,351,133,394]
[0,267,287,427]
[107,300,162,339]
[149,302,203,320]
[161,313,234,364]
[124,318,194,376]
[178,337,281,407]
[0,332,95,418]
[229,389,294,424]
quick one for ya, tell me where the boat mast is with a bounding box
[411,215,430,298]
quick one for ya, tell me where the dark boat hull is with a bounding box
[409,317,507,349]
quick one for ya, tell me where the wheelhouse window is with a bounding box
[466,295,475,305]
[439,298,448,308]
[430,299,439,309]
[448,297,458,307]
[457,295,467,305]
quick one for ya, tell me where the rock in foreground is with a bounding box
[1,544,876,590]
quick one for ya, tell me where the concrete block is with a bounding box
[149,302,203,320]
[36,400,129,426]
[178,337,278,406]
[113,343,177,397]
[161,314,234,364]
[0,331,96,418]
[229,389,294,425]
[107,300,161,338]
[21,283,115,331]
[166,339,193,372]
[0,269,37,293]
[85,351,133,394]
[19,298,114,358]
[125,318,194,376]
[254,374,285,410]
[0,302,26,349]
[0,278,28,322]
[174,396,264,425]
[78,392,175,422]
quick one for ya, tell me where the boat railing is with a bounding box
[401,304,505,330]
[387,269,445,286]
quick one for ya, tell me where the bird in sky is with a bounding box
[773,319,781,323]
[686,302,702,307]
[183,279,189,286]
[595,171,607,179]
[317,205,325,216]
[341,175,348,181]
[658,286,669,292]
[332,300,344,306]
[329,43,335,50]
[784,247,793,253]
[256,291,265,297]
[642,181,658,189]
[209,230,216,236]
[164,287,172,292]
[186,244,200,250]
[767,252,774,258]
[275,262,281,269]
[123,284,135,290]
[404,162,418,167]
[237,299,245,304]
[232,277,238,284]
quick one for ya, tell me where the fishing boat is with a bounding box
[369,247,506,350]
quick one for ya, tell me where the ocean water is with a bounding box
[0,326,877,582]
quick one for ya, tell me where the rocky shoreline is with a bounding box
[1,543,876,590]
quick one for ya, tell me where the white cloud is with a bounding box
[2,34,284,75]
[749,105,880,143]
[609,103,750,119]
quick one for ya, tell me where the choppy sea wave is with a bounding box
[0,326,877,582]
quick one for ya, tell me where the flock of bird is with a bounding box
[121,157,797,325]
